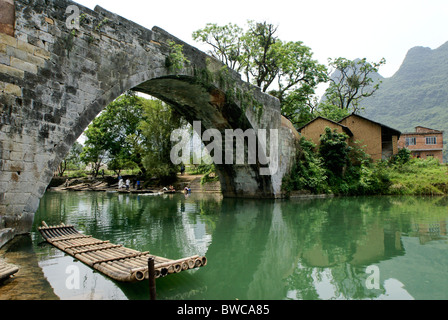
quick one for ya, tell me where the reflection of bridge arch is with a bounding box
[0,0,298,238]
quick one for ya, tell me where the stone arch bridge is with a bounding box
[0,0,299,244]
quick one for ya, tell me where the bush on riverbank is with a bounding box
[283,128,448,197]
[283,129,390,196]
[386,157,448,195]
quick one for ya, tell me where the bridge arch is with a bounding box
[0,0,299,242]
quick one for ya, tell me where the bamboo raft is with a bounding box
[38,222,207,283]
[0,260,19,282]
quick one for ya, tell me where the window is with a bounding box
[426,136,437,145]
[405,137,416,146]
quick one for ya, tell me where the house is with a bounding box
[339,114,401,161]
[298,114,401,161]
[297,117,353,147]
[398,126,444,162]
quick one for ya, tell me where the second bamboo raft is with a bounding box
[38,222,207,283]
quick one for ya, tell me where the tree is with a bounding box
[315,101,350,123]
[193,21,327,126]
[80,143,106,178]
[240,21,280,91]
[192,23,244,72]
[58,141,83,176]
[139,99,187,184]
[324,57,386,113]
[80,92,147,177]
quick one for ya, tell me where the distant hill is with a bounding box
[359,41,448,162]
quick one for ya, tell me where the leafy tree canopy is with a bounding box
[139,99,188,184]
[81,92,147,176]
[193,21,328,127]
[324,57,386,113]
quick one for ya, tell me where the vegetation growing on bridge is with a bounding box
[165,41,190,72]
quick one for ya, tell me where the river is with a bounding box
[1,191,447,300]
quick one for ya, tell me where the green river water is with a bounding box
[1,191,447,300]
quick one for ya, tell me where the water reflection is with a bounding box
[15,193,448,300]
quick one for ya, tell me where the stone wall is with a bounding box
[0,0,298,247]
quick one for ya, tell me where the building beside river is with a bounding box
[298,114,402,161]
[398,126,444,162]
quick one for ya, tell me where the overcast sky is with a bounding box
[73,0,448,78]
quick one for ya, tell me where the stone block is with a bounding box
[3,83,22,96]
[10,56,38,74]
[37,30,55,44]
[0,32,17,47]
[0,63,25,79]
[9,151,24,161]
[17,39,36,54]
[8,44,47,67]
[25,52,46,67]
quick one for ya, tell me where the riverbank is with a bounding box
[283,153,448,198]
[48,173,222,195]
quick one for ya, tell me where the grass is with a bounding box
[386,158,448,195]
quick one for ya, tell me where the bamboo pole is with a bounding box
[148,258,156,300]
[80,250,149,279]
[71,244,123,255]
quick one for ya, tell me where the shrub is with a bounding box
[282,138,329,194]
[390,148,411,165]
[319,127,351,177]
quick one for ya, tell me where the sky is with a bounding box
[73,0,448,78]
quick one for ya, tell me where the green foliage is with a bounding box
[81,93,146,177]
[189,163,215,175]
[107,158,138,175]
[193,21,327,128]
[386,157,448,195]
[315,102,350,123]
[192,23,244,71]
[95,18,109,32]
[200,164,219,185]
[139,99,187,184]
[348,162,392,196]
[319,127,351,177]
[166,41,190,72]
[390,148,411,166]
[283,127,392,196]
[58,141,84,176]
[282,138,329,194]
[325,57,386,113]
[285,127,447,197]
[319,129,392,195]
